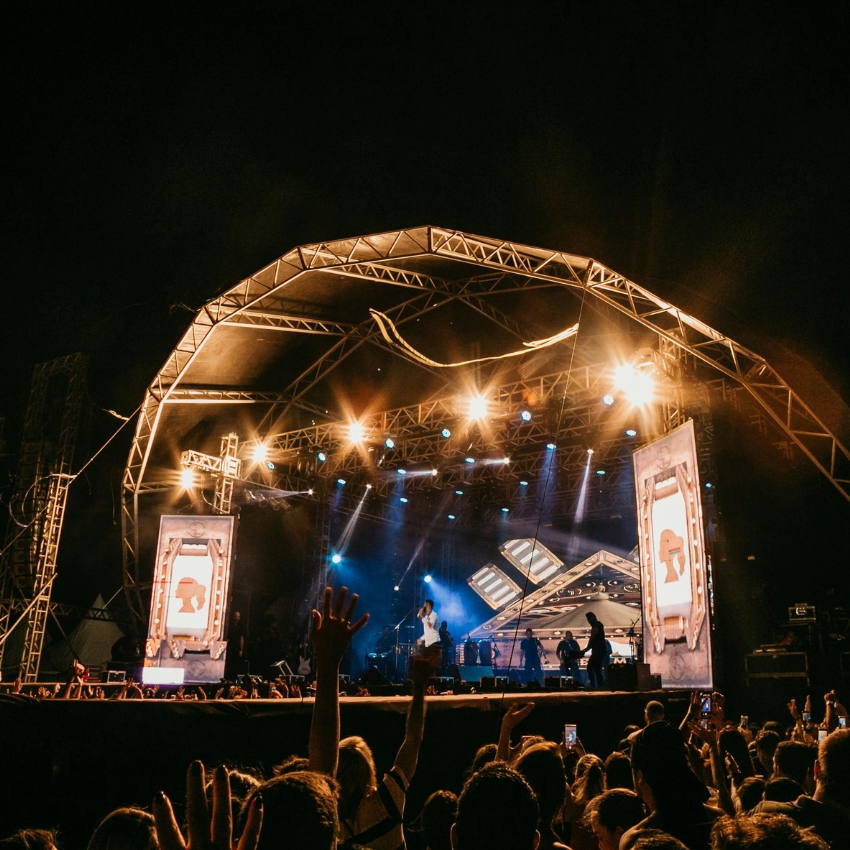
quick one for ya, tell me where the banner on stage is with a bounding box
[633,421,713,690]
[143,515,235,684]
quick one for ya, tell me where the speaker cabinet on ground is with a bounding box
[458,665,494,683]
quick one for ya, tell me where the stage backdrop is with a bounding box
[634,421,713,689]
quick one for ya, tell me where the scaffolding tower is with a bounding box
[0,353,87,681]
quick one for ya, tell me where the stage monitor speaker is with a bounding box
[607,664,637,691]
[459,665,493,683]
[360,667,392,689]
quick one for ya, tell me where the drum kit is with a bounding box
[364,625,417,681]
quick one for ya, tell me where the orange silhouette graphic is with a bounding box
[658,529,686,583]
[175,577,207,613]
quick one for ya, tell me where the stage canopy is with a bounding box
[121,227,850,625]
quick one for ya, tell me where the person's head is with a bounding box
[630,721,709,813]
[337,735,377,819]
[573,754,606,806]
[0,831,58,850]
[418,790,457,850]
[205,768,262,824]
[755,730,781,772]
[233,611,241,622]
[734,777,766,813]
[763,777,804,803]
[815,728,850,806]
[86,809,156,850]
[586,612,598,625]
[604,751,634,790]
[382,626,391,635]
[515,742,567,830]
[424,599,434,613]
[273,755,310,775]
[565,631,573,640]
[644,701,665,725]
[441,621,448,631]
[631,830,689,850]
[451,762,540,850]
[468,743,497,776]
[773,741,817,791]
[243,771,339,850]
[710,812,829,849]
[718,728,755,779]
[585,789,646,850]
[762,721,785,737]
[525,628,533,638]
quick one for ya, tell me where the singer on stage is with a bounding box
[416,598,440,666]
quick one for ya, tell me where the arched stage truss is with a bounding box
[120,227,850,627]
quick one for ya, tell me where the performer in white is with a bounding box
[417,598,440,648]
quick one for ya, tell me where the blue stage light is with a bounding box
[602,394,615,406]
[399,497,408,503]
[520,409,532,422]
[317,451,327,462]
[331,553,342,564]
[423,574,432,583]
[705,482,713,489]
[596,470,606,476]
[447,514,456,520]
[397,468,407,475]
[464,457,475,464]
[337,478,346,485]
[546,442,557,450]
[625,429,637,437]
[501,507,509,513]
[441,428,452,438]
[384,437,395,449]
[519,480,529,487]
[266,461,275,470]
[455,489,464,496]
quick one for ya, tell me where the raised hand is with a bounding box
[153,761,262,850]
[503,702,535,731]
[311,586,369,670]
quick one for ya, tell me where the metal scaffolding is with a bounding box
[0,354,87,681]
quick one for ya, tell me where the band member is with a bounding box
[438,620,454,674]
[519,627,546,684]
[582,611,606,689]
[417,599,440,666]
[556,630,581,679]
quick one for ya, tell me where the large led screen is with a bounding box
[633,421,713,689]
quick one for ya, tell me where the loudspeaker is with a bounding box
[360,666,392,689]
[458,665,494,683]
[607,664,637,691]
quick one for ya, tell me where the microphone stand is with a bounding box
[393,610,414,682]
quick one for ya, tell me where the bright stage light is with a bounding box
[520,409,532,422]
[501,507,509,513]
[384,437,395,449]
[253,444,268,463]
[705,482,713,489]
[614,364,655,406]
[602,394,615,406]
[399,497,408,503]
[423,574,432,583]
[337,478,346,486]
[546,442,556,450]
[348,422,365,444]
[464,457,475,465]
[394,585,400,591]
[596,470,606,476]
[440,428,452,438]
[431,468,439,475]
[266,461,275,471]
[447,514,456,520]
[397,468,407,475]
[317,451,327,462]
[519,480,529,487]
[180,468,195,489]
[625,429,637,437]
[365,483,373,489]
[587,448,594,455]
[468,395,488,419]
[455,489,464,495]
[331,553,342,564]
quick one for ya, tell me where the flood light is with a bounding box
[337,478,346,486]
[602,394,615,406]
[331,553,342,564]
[546,442,556,450]
[423,574,432,583]
[348,422,365,444]
[468,395,488,419]
[317,451,327,462]
[384,437,395,449]
[399,497,408,503]
[464,457,475,465]
[253,444,268,463]
[447,514,456,520]
[180,468,195,489]
[520,409,533,422]
[441,428,452,438]
[625,429,637,437]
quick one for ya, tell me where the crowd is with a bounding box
[3,585,850,850]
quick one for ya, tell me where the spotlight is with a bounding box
[501,507,509,513]
[501,457,510,464]
[447,514,456,520]
[397,468,407,475]
[546,442,557,450]
[337,478,346,486]
[464,457,475,465]
[394,585,400,591]
[455,489,464,496]
[614,364,655,406]
[520,409,532,422]
[266,461,275,471]
[625,429,637,437]
[331,553,342,564]
[602,394,615,406]
[399,497,408,503]
[423,574,432,583]
[365,483,372,490]
[317,451,327,462]
[596,470,606,476]
[252,444,268,463]
[384,437,395,449]
[587,448,594,455]
[519,480,529,487]
[348,422,365,444]
[441,428,452,438]
[179,468,195,489]
[468,395,488,419]
[705,482,713,489]
[431,468,439,475]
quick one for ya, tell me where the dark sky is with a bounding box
[2,3,849,625]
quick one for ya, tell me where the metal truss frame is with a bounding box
[122,227,850,625]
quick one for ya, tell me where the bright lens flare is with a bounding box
[468,395,488,419]
[348,422,365,444]
[252,444,268,463]
[180,468,195,489]
[614,364,655,406]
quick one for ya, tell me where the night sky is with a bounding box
[3,4,849,653]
